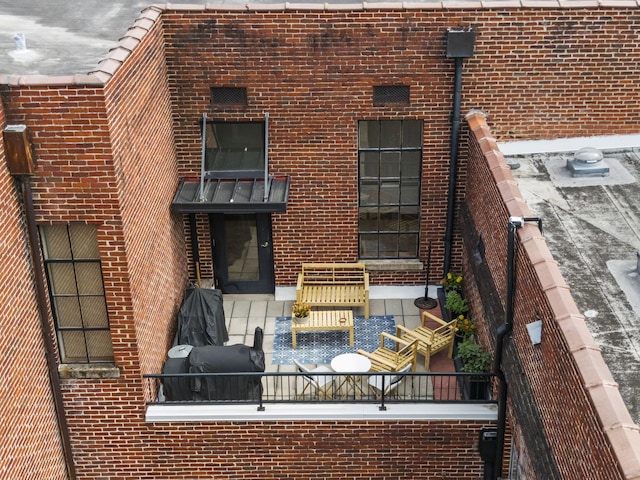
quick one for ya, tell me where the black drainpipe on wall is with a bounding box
[443,28,475,276]
[4,124,76,479]
[493,216,542,480]
[491,219,518,480]
[22,178,77,480]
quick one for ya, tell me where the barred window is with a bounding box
[40,224,113,363]
[358,120,422,259]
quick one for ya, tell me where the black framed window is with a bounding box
[204,122,265,177]
[358,120,422,259]
[40,224,113,363]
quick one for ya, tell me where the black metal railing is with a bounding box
[144,371,497,411]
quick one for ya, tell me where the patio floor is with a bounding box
[222,294,456,374]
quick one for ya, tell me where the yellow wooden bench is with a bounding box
[296,263,370,318]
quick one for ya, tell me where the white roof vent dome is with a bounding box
[566,147,610,177]
[574,147,604,164]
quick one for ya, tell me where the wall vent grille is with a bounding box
[211,87,248,106]
[373,86,410,106]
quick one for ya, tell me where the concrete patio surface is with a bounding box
[221,294,451,374]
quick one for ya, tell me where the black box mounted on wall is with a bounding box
[446,28,475,58]
[3,124,36,176]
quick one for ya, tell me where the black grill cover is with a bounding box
[173,287,229,347]
[188,327,265,401]
[161,357,192,402]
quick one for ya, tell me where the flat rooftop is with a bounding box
[0,1,152,76]
[504,137,640,425]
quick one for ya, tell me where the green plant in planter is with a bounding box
[456,339,491,373]
[440,272,463,292]
[455,314,476,338]
[444,290,469,316]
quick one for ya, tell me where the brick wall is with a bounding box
[75,418,494,479]
[0,19,189,480]
[162,7,640,287]
[102,18,188,388]
[461,116,625,479]
[163,10,455,286]
[0,103,68,478]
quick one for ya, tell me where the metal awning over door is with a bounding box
[171,176,290,214]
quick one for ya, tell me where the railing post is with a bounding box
[257,387,265,411]
[379,374,387,411]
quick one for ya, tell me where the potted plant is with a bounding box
[444,290,468,316]
[455,314,476,339]
[455,338,491,400]
[292,301,311,324]
[440,272,463,293]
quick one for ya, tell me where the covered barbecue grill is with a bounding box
[173,287,228,347]
[162,327,264,402]
[189,328,265,401]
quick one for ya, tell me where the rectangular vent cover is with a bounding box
[211,87,248,106]
[373,86,410,105]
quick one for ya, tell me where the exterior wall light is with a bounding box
[526,318,543,345]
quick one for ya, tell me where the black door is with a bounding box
[210,213,274,294]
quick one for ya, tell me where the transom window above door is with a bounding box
[205,122,265,178]
[358,120,422,259]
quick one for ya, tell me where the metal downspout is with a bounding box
[199,113,207,202]
[492,220,518,479]
[189,214,201,287]
[263,112,269,202]
[443,56,463,276]
[21,178,77,479]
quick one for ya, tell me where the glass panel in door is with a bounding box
[211,213,274,294]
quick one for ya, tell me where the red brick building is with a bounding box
[1,4,639,480]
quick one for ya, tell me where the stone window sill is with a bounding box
[361,259,424,272]
[58,363,120,379]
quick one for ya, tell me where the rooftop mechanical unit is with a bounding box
[566,147,610,177]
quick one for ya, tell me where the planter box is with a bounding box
[456,374,491,401]
[437,287,450,323]
[466,376,491,400]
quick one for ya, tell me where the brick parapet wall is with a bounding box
[462,111,640,479]
[103,13,188,387]
[0,104,68,478]
[76,418,494,479]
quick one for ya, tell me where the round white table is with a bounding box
[331,353,371,373]
[331,353,371,398]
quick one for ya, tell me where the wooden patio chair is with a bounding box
[356,332,417,373]
[395,311,456,371]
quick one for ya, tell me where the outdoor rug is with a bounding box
[272,315,396,365]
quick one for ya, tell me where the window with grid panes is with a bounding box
[40,224,113,363]
[358,120,422,259]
